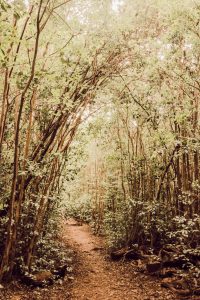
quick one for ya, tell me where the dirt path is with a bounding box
[63,219,175,300]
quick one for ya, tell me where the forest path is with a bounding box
[63,219,175,300]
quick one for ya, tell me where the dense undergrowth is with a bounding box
[0,0,124,280]
[1,0,200,288]
[64,0,200,284]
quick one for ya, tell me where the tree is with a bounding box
[0,0,125,280]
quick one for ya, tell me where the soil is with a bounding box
[0,219,178,300]
[63,219,176,300]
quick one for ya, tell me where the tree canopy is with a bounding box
[0,0,200,289]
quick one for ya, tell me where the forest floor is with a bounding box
[63,219,176,300]
[0,219,187,300]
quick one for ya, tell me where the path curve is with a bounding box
[63,219,175,300]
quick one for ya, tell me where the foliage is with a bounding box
[0,0,124,281]
[65,193,93,224]
[1,0,200,283]
[64,0,200,265]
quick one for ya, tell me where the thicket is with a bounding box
[0,0,125,281]
[1,0,200,287]
[65,1,200,260]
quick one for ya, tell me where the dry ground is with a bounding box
[0,219,179,300]
[63,219,176,300]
